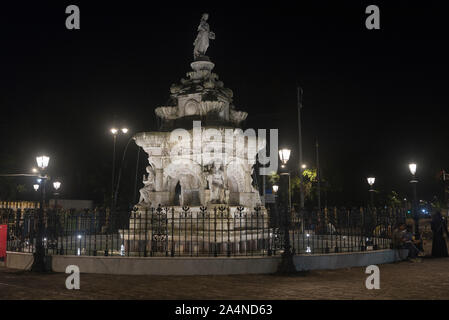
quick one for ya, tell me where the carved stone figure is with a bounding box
[207,162,225,204]
[138,166,155,204]
[193,13,215,60]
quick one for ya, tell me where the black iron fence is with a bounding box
[0,206,406,257]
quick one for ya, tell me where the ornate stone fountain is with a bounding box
[122,14,270,255]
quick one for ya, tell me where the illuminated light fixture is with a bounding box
[306,246,312,253]
[33,184,39,191]
[409,163,417,176]
[77,235,82,239]
[53,181,61,190]
[301,164,307,169]
[32,168,38,173]
[36,155,50,169]
[278,148,291,166]
[121,128,129,134]
[367,177,375,186]
[272,185,279,193]
[110,128,118,135]
[36,178,42,183]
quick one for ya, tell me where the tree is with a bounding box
[386,190,401,208]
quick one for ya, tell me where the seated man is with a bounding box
[392,223,421,261]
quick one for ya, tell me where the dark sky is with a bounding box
[0,1,448,206]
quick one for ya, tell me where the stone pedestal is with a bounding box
[121,206,272,256]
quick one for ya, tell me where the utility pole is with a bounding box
[442,170,449,208]
[316,138,321,212]
[297,86,305,209]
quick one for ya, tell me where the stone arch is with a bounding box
[225,160,247,205]
[164,159,203,206]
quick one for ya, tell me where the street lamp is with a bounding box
[36,156,49,169]
[279,149,291,168]
[367,177,375,207]
[278,148,292,210]
[53,181,61,191]
[301,164,307,169]
[53,181,61,210]
[33,184,39,191]
[110,126,129,220]
[110,128,119,213]
[277,148,296,274]
[409,163,417,176]
[272,185,279,193]
[408,162,419,239]
[32,155,50,272]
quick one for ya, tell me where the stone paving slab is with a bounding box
[1,257,449,300]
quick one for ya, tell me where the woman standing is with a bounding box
[431,211,449,257]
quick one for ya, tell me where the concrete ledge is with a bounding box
[51,255,281,275]
[5,249,408,275]
[5,252,34,270]
[294,249,408,271]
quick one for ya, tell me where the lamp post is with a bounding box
[297,86,305,209]
[409,163,419,239]
[277,148,296,274]
[53,180,61,210]
[279,149,291,210]
[110,127,128,214]
[367,177,375,207]
[31,155,49,272]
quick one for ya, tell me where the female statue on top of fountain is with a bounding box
[193,13,215,60]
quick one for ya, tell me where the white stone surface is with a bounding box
[5,249,408,275]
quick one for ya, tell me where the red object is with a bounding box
[0,224,7,262]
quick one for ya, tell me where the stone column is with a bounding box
[155,168,164,191]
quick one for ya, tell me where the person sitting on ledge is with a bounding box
[392,223,421,262]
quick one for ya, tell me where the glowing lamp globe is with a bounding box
[36,155,50,169]
[53,181,61,190]
[409,163,417,176]
[278,148,291,165]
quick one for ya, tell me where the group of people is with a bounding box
[393,210,449,261]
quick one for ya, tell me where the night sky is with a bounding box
[0,1,448,207]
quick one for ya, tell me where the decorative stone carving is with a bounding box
[185,99,199,116]
[229,110,248,124]
[207,161,226,204]
[193,13,215,60]
[138,166,156,206]
[155,106,178,119]
[132,13,264,209]
[122,14,268,254]
[199,101,223,115]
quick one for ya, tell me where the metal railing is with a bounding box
[1,206,404,257]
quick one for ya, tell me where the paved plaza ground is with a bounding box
[1,256,449,300]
